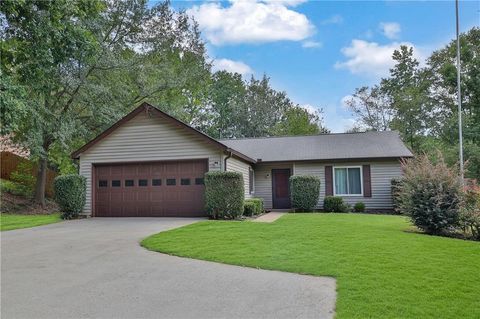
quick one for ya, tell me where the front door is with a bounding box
[272,169,291,209]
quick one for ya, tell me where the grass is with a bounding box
[142,213,480,319]
[1,213,62,231]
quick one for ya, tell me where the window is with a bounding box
[99,180,108,187]
[249,168,254,194]
[181,178,190,185]
[112,180,121,187]
[334,167,362,195]
[125,179,134,187]
[195,178,204,185]
[139,179,148,187]
[152,179,162,186]
[166,178,176,186]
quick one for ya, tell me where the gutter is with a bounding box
[224,151,233,171]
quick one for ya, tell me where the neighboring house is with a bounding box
[72,103,413,217]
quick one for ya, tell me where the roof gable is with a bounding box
[71,103,255,163]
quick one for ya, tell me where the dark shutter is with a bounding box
[362,165,372,197]
[325,166,333,196]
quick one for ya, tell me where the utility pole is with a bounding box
[455,0,464,184]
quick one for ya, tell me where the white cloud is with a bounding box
[379,22,401,39]
[302,40,322,48]
[321,14,343,25]
[187,1,315,45]
[300,103,319,114]
[212,58,254,75]
[335,39,422,77]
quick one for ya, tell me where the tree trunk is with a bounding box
[34,157,47,208]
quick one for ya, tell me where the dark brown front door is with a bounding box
[272,169,291,209]
[94,160,207,217]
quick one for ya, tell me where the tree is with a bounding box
[241,75,293,137]
[202,71,246,138]
[1,0,208,206]
[271,106,328,136]
[380,46,432,152]
[427,27,480,179]
[344,86,393,131]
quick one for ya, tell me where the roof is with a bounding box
[219,131,413,162]
[71,103,256,163]
[72,103,412,164]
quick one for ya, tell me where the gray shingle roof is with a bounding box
[220,131,413,162]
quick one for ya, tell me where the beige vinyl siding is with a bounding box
[294,161,402,210]
[226,156,252,198]
[79,111,223,214]
[253,163,293,209]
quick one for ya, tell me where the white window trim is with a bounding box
[333,166,363,197]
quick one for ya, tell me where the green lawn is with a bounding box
[1,213,62,231]
[142,213,480,319]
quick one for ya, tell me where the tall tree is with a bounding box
[1,0,208,206]
[380,46,432,152]
[344,86,393,131]
[271,106,328,136]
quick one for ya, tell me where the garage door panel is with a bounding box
[95,160,207,217]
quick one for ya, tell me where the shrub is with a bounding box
[459,188,480,240]
[290,175,321,211]
[397,155,462,235]
[54,174,86,220]
[323,196,350,213]
[205,171,244,219]
[243,202,256,216]
[353,202,365,213]
[10,161,36,197]
[244,198,264,216]
[391,178,403,214]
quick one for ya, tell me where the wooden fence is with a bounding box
[0,151,57,197]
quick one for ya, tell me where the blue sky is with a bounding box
[167,0,479,132]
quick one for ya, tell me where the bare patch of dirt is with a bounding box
[1,192,58,215]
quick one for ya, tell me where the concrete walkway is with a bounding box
[1,218,336,319]
[253,212,286,223]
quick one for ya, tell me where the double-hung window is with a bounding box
[334,166,362,196]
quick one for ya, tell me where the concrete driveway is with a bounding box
[1,218,336,319]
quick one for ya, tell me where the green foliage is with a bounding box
[0,179,24,196]
[244,198,264,216]
[459,188,480,240]
[10,162,36,197]
[391,178,403,214]
[272,106,328,136]
[204,172,244,219]
[53,174,86,220]
[348,27,480,180]
[353,202,366,213]
[398,155,462,235]
[323,196,350,213]
[290,175,321,211]
[243,202,256,217]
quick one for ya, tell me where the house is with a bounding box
[72,103,413,217]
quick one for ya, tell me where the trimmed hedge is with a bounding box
[54,174,86,220]
[244,198,264,216]
[290,175,320,211]
[243,202,256,216]
[324,196,350,213]
[205,171,244,219]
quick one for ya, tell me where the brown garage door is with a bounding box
[94,160,208,217]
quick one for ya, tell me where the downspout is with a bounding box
[224,150,233,172]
